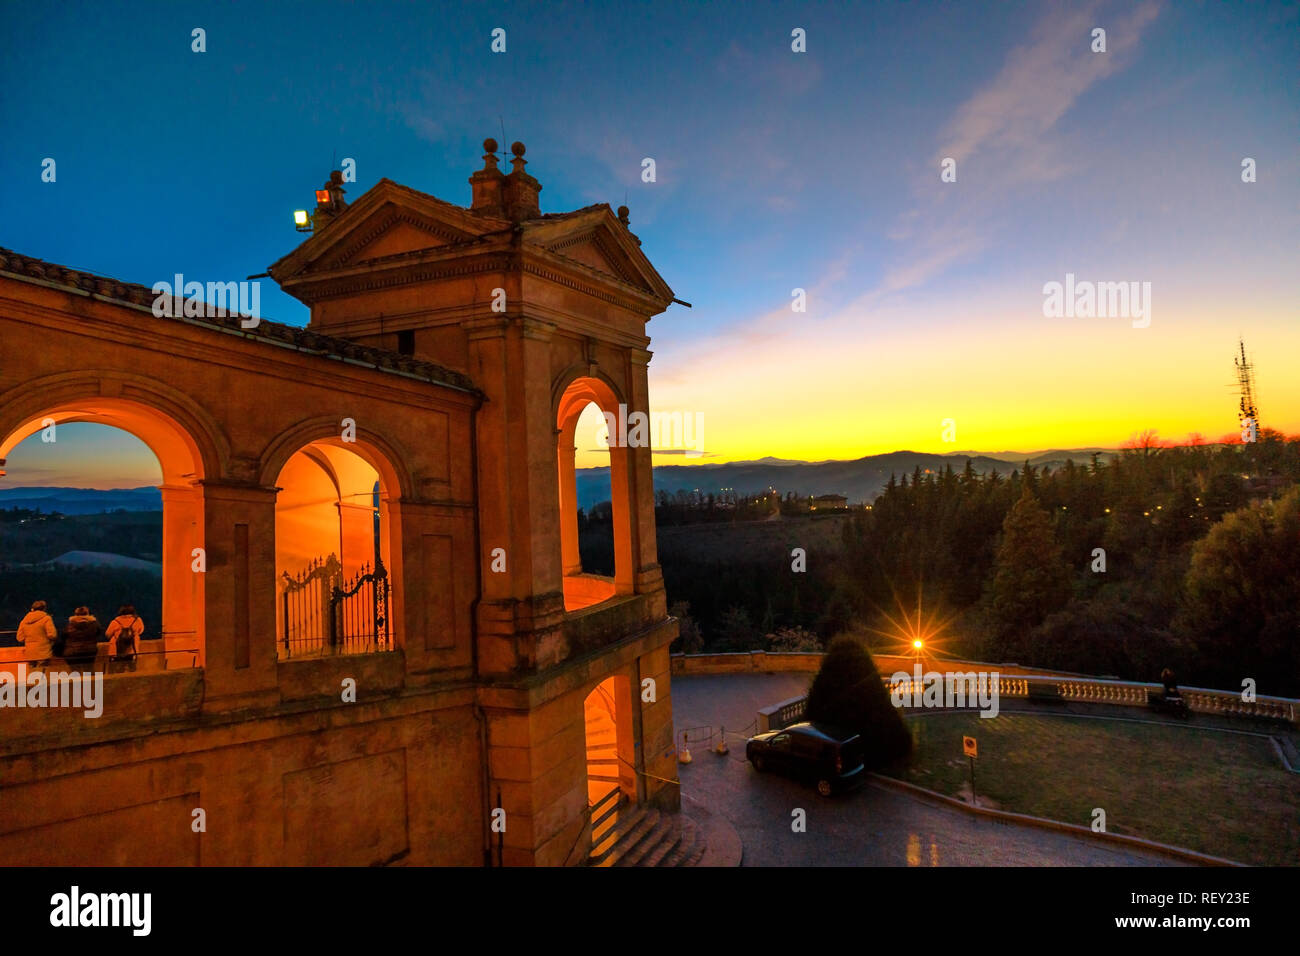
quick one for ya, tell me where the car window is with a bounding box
[770,733,791,750]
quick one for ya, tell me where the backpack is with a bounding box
[114,616,138,657]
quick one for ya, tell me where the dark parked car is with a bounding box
[746,722,866,796]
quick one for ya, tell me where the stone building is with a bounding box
[0,140,680,865]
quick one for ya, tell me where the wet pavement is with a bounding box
[672,672,1188,866]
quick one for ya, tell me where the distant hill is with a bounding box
[0,486,161,514]
[44,550,163,574]
[576,448,1118,509]
[1,453,1123,514]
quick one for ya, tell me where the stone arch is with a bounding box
[584,674,637,814]
[257,416,412,501]
[0,374,218,666]
[0,371,227,482]
[555,373,635,610]
[264,420,408,658]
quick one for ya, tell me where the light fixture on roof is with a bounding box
[294,209,313,233]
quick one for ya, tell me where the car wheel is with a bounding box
[752,755,765,772]
[816,779,833,797]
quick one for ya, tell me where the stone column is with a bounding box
[160,483,204,664]
[337,500,377,579]
[556,419,581,576]
[628,349,665,604]
[200,480,279,709]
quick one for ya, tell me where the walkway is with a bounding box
[672,673,1190,866]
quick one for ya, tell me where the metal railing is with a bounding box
[280,554,341,658]
[280,554,391,659]
[329,558,390,656]
[0,645,198,673]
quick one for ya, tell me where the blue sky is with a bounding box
[2,0,1297,481]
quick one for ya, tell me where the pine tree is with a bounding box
[985,484,1072,661]
[806,634,912,769]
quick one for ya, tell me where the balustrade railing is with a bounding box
[756,674,1298,731]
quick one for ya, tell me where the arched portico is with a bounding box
[269,432,404,658]
[0,390,210,664]
[555,374,635,611]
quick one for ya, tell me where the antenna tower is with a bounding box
[1235,337,1260,430]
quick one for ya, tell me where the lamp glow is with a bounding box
[293,210,309,226]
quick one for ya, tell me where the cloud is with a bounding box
[873,0,1164,300]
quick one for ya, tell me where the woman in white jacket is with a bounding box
[16,600,58,671]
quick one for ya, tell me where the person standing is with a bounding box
[105,605,144,672]
[62,606,102,669]
[16,600,58,672]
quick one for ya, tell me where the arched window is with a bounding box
[273,440,395,658]
[556,376,635,612]
[0,400,207,671]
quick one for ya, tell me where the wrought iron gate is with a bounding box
[280,554,389,658]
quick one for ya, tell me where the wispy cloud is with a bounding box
[873,0,1164,299]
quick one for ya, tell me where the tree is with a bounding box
[668,601,704,654]
[713,605,756,652]
[983,485,1071,661]
[805,634,912,769]
[1177,486,1300,696]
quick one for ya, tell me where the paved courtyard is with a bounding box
[671,673,1188,866]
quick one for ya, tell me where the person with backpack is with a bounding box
[16,600,58,672]
[61,607,102,669]
[105,605,144,672]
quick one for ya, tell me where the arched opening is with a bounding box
[584,675,637,811]
[0,400,206,670]
[273,439,396,658]
[557,376,634,612]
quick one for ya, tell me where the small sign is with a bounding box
[963,735,977,758]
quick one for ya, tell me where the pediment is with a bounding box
[270,179,503,283]
[529,211,674,301]
[314,207,478,270]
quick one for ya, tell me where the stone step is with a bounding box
[593,808,661,867]
[659,818,699,867]
[589,805,643,864]
[615,814,677,867]
[638,821,685,867]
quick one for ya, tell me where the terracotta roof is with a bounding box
[0,247,481,396]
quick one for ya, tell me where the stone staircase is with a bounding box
[586,705,621,796]
[584,688,707,866]
[588,794,707,867]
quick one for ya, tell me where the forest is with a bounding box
[597,431,1300,698]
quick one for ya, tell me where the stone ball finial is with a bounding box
[511,141,526,157]
[617,205,629,220]
[484,137,498,154]
[329,170,344,185]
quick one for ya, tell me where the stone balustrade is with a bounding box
[754,672,1298,731]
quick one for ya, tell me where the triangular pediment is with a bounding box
[270,179,505,282]
[525,208,674,301]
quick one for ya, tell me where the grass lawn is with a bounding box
[883,712,1300,866]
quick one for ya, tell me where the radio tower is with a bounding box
[1235,338,1260,432]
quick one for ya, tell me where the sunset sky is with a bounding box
[2,0,1296,483]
